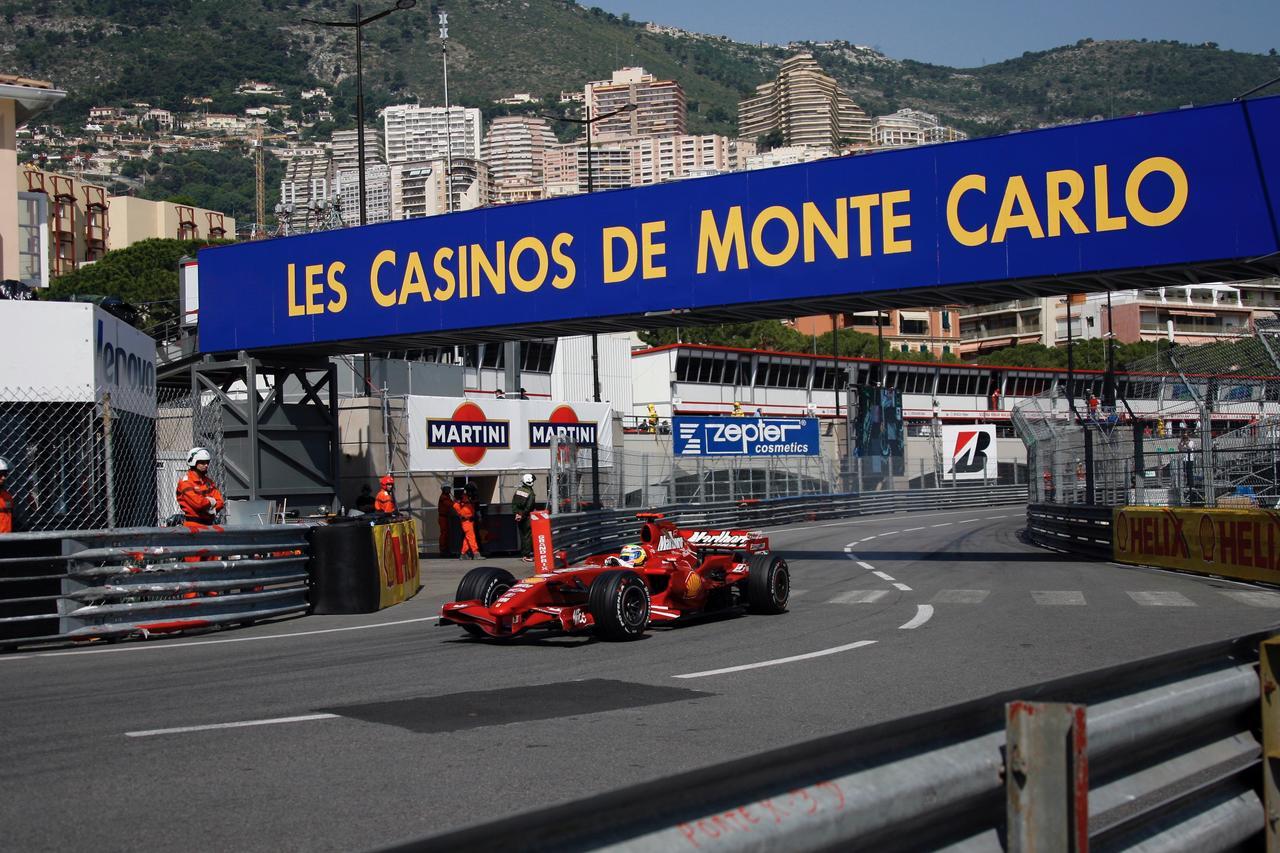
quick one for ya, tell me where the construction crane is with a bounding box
[191,128,288,239]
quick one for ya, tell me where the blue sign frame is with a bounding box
[198,97,1280,353]
[673,417,820,457]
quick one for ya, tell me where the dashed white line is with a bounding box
[673,641,877,679]
[126,713,339,738]
[881,531,900,536]
[892,583,913,592]
[872,570,896,581]
[931,523,953,528]
[859,536,876,542]
[856,561,876,571]
[902,526,925,532]
[827,590,891,604]
[1128,591,1196,607]
[898,605,934,629]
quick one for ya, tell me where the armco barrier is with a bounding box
[1025,503,1114,559]
[378,631,1278,852]
[0,525,310,648]
[551,484,1027,561]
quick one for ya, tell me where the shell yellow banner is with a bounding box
[372,520,421,609]
[1113,506,1280,585]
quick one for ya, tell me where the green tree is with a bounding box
[39,238,228,330]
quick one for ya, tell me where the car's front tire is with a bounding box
[746,554,789,614]
[588,570,650,641]
[454,567,516,637]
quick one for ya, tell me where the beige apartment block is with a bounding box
[739,53,871,150]
[584,67,686,141]
[482,116,557,186]
[107,195,234,248]
[1,74,65,285]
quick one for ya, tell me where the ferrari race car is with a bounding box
[440,513,789,641]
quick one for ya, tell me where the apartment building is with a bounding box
[738,53,872,150]
[793,309,963,359]
[334,163,391,226]
[482,116,557,186]
[389,157,491,219]
[584,67,686,140]
[621,134,756,185]
[542,142,633,195]
[870,108,967,148]
[382,104,482,165]
[279,154,331,231]
[330,127,384,172]
[742,145,835,171]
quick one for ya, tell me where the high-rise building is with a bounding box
[738,53,871,150]
[389,157,491,219]
[584,67,686,140]
[279,154,332,231]
[482,116,557,186]
[382,104,483,165]
[331,127,384,172]
[620,134,756,185]
[334,163,391,226]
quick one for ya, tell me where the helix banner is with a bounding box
[1112,505,1280,585]
[373,519,421,609]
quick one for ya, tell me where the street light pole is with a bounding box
[437,8,453,213]
[303,0,417,227]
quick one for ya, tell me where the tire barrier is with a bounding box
[551,484,1028,562]
[0,525,310,649]
[378,632,1280,853]
[1025,503,1114,560]
[309,518,421,614]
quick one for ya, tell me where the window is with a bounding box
[520,341,556,372]
[941,311,951,331]
[942,345,951,355]
[900,344,909,353]
[919,345,928,353]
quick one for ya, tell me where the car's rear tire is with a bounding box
[454,567,516,637]
[746,553,789,614]
[588,570,650,641]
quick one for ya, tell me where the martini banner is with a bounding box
[406,396,613,472]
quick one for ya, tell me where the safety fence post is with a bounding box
[1006,701,1088,853]
[1084,426,1095,506]
[1263,638,1279,851]
[102,392,117,530]
[641,454,649,509]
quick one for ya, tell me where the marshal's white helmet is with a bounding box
[521,473,535,486]
[0,456,9,473]
[187,447,212,467]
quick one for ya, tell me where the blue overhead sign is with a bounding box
[673,417,820,457]
[198,97,1280,354]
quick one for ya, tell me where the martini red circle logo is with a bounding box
[426,401,511,467]
[528,404,598,448]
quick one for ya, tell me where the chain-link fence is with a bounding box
[1015,321,1280,508]
[0,384,224,532]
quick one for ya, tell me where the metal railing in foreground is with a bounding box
[550,484,1028,561]
[1025,503,1114,560]
[0,525,311,649]
[377,633,1278,853]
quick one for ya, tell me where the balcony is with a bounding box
[956,298,1042,317]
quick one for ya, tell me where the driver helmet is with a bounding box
[521,473,535,486]
[618,543,646,566]
[187,447,211,468]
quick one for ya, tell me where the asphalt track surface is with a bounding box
[3,507,1279,852]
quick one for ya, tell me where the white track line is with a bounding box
[773,506,1021,534]
[872,570,896,581]
[8,616,440,660]
[674,641,877,679]
[893,583,913,592]
[931,523,952,528]
[856,561,876,571]
[898,605,934,630]
[126,713,339,738]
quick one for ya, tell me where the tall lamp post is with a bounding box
[303,0,417,226]
[540,101,636,509]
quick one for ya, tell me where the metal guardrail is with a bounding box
[378,632,1278,852]
[1025,503,1114,560]
[551,485,1029,561]
[0,525,312,649]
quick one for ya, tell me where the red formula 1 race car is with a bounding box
[440,512,789,641]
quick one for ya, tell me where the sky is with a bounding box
[582,0,1280,68]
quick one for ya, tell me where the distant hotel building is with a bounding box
[584,67,685,140]
[482,116,558,189]
[738,53,871,150]
[870,109,967,148]
[381,104,483,165]
[390,157,491,219]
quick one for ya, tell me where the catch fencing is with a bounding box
[0,524,309,648]
[0,384,225,532]
[1014,320,1280,509]
[549,484,1027,562]
[382,632,1280,852]
[550,435,1026,514]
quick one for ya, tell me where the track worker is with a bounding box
[0,456,14,533]
[454,488,481,560]
[512,473,537,563]
[437,483,455,557]
[177,447,225,531]
[375,475,396,514]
